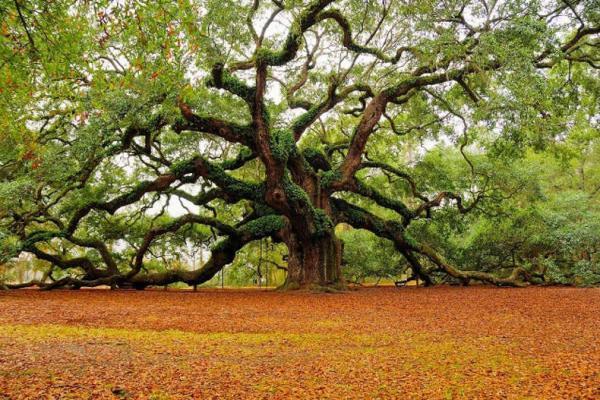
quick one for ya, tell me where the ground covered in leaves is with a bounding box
[0,286,598,399]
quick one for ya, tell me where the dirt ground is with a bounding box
[0,286,598,399]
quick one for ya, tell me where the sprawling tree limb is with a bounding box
[411,242,533,287]
[128,214,238,278]
[291,84,374,141]
[19,154,264,257]
[358,161,428,202]
[315,9,413,64]
[255,0,336,67]
[331,198,432,284]
[12,215,286,290]
[342,178,415,222]
[176,102,254,147]
[332,198,533,287]
[413,191,483,217]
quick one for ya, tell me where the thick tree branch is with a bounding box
[176,101,254,146]
[315,9,414,64]
[332,197,532,287]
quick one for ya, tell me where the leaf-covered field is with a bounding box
[0,287,598,399]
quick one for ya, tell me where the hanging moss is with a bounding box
[261,108,272,128]
[302,157,316,174]
[240,215,286,237]
[402,231,420,249]
[253,203,276,217]
[370,218,388,237]
[254,48,279,66]
[301,147,322,160]
[312,208,333,237]
[230,182,265,201]
[203,160,264,201]
[291,105,320,133]
[171,154,266,202]
[22,230,65,249]
[343,206,367,226]
[270,129,295,162]
[282,171,335,237]
[206,67,255,103]
[282,172,310,204]
[219,147,254,170]
[320,170,342,188]
[169,158,195,176]
[252,0,327,67]
[255,27,303,66]
[302,148,331,172]
[387,220,405,233]
[355,180,414,221]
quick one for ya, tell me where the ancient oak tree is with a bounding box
[1,0,598,289]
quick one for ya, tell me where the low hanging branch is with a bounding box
[331,198,533,287]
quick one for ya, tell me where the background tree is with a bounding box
[0,0,598,289]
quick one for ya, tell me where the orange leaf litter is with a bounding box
[0,286,598,399]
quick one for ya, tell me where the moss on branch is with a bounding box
[269,129,296,162]
[239,215,286,237]
[254,0,335,66]
[320,170,342,189]
[206,63,256,103]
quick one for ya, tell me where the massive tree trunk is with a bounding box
[282,230,343,289]
[274,168,345,289]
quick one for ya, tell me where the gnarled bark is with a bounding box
[281,230,343,289]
